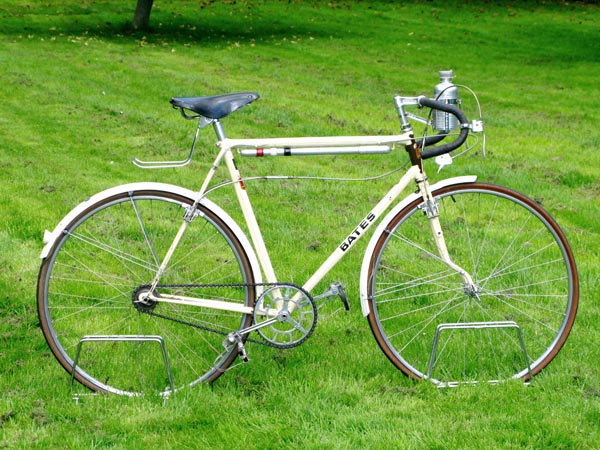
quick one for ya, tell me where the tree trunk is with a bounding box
[133,0,154,30]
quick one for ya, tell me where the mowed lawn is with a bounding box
[1,1,599,448]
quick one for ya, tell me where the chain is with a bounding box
[134,282,311,348]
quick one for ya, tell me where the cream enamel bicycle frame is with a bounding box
[142,131,476,316]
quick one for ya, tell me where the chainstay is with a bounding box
[137,282,313,348]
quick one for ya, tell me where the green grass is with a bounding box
[1,0,599,448]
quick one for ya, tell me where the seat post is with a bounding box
[212,120,227,141]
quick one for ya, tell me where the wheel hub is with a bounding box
[132,285,158,312]
[464,283,481,298]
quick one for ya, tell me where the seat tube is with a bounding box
[221,143,278,284]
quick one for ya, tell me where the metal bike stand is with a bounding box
[71,335,174,392]
[427,321,532,385]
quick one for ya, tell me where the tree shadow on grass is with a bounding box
[0,2,339,46]
[2,1,599,64]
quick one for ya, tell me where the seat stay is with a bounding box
[147,144,232,293]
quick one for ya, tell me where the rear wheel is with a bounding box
[366,182,578,385]
[37,189,255,395]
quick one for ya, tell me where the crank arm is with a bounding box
[223,315,282,362]
[230,315,281,340]
[224,308,293,348]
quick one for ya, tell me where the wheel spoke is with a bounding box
[38,190,255,395]
[367,183,577,384]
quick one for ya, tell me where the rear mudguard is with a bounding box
[359,176,477,316]
[40,182,263,285]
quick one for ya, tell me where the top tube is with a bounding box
[220,134,414,157]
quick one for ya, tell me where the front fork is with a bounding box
[402,133,477,295]
[415,173,478,296]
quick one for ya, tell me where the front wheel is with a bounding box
[366,182,578,385]
[37,189,256,396]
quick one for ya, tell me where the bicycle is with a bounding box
[37,71,578,396]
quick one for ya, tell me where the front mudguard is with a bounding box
[359,176,477,316]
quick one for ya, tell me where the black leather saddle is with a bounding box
[170,92,260,120]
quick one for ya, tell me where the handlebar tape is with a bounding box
[417,96,469,160]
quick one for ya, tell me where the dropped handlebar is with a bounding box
[417,96,469,160]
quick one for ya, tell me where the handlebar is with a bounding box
[416,96,469,160]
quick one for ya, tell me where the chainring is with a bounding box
[253,284,317,349]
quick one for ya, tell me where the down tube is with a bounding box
[302,165,421,294]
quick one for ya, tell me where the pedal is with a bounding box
[224,332,250,363]
[313,282,350,311]
[237,341,249,363]
[335,283,350,311]
[331,281,350,311]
